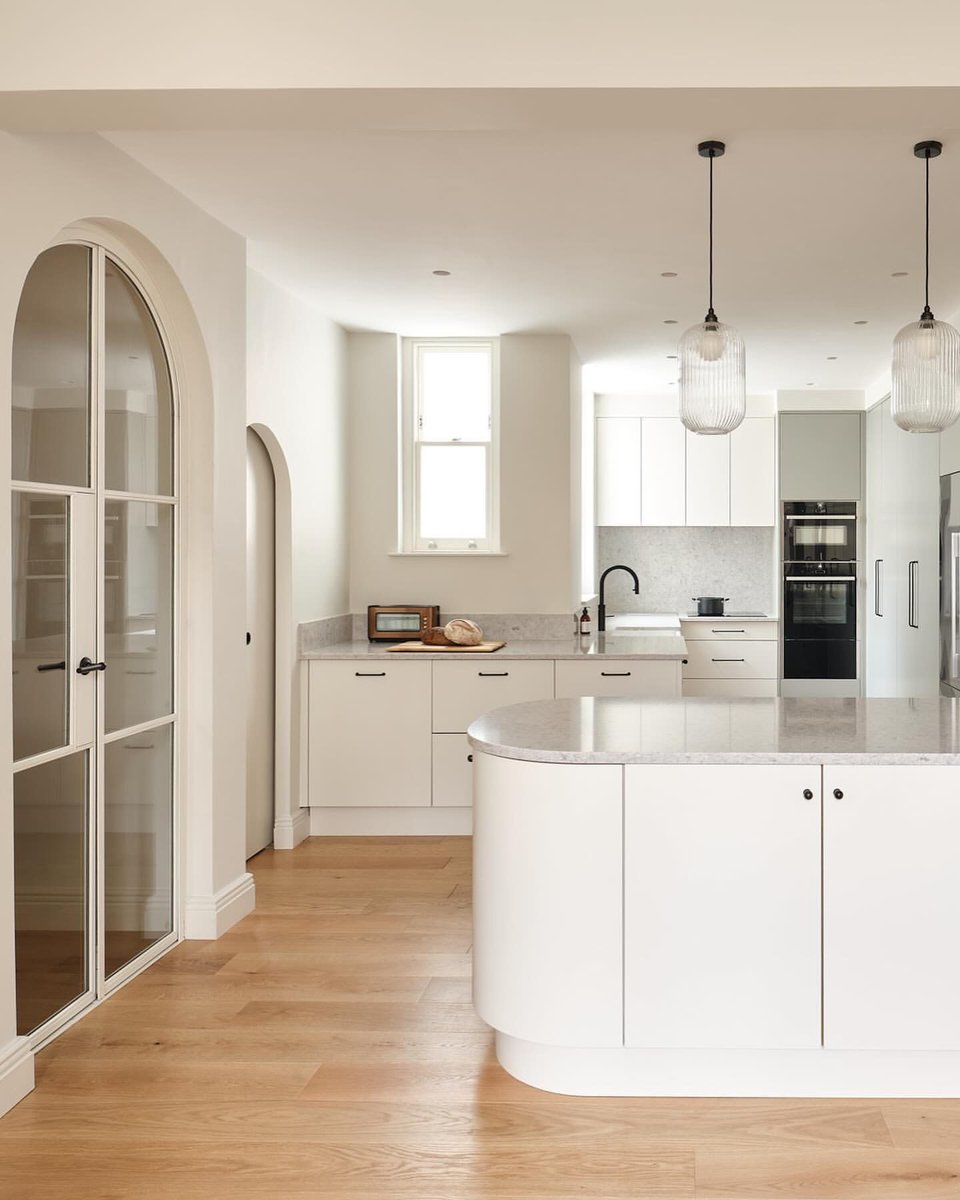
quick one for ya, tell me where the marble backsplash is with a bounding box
[598,526,776,616]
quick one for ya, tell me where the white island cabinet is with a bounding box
[469,695,960,1097]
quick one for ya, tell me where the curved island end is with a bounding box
[468,695,960,1097]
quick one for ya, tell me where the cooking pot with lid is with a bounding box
[692,596,729,617]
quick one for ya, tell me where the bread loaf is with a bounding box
[444,618,483,646]
[421,626,453,646]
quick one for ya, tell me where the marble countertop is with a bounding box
[302,633,688,661]
[468,697,960,765]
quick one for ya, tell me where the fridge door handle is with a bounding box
[874,558,883,617]
[908,560,919,629]
[953,533,960,669]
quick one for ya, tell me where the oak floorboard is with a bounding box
[5,835,960,1200]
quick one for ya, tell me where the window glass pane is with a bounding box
[12,245,91,487]
[418,347,491,443]
[104,260,174,496]
[104,500,173,734]
[15,750,89,1035]
[419,445,487,540]
[12,492,69,760]
[105,724,173,978]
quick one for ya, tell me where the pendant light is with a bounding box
[679,140,746,435]
[891,140,960,433]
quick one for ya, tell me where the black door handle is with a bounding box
[37,661,66,672]
[77,657,107,676]
[600,671,631,677]
[478,672,509,677]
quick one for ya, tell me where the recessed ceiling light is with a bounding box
[891,271,909,277]
[663,319,678,325]
[827,355,838,360]
[432,269,451,276]
[661,271,678,278]
[854,319,868,325]
[806,382,815,387]
[666,354,678,359]
[668,381,676,386]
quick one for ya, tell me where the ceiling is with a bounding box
[101,89,960,396]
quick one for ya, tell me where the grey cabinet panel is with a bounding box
[779,413,863,500]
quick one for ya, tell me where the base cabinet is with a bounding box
[824,764,960,1049]
[432,734,474,808]
[624,764,822,1049]
[555,659,679,698]
[307,660,431,807]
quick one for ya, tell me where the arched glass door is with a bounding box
[11,242,177,1042]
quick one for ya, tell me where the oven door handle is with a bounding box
[784,576,856,582]
[783,514,857,520]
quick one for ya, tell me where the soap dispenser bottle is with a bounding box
[579,606,592,637]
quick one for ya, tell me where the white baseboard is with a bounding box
[309,806,473,836]
[183,871,255,939]
[0,1036,34,1118]
[273,806,311,850]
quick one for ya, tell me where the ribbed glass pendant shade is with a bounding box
[679,318,746,434]
[891,316,960,432]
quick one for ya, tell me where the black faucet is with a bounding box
[597,564,640,633]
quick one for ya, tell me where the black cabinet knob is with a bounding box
[803,788,814,800]
[467,754,473,763]
[833,788,844,800]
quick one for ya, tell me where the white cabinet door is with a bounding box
[308,660,431,807]
[624,764,822,1049]
[824,765,960,1049]
[685,429,730,526]
[596,417,642,525]
[641,419,685,526]
[473,754,623,1047]
[730,418,775,526]
[681,641,778,680]
[554,658,680,698]
[432,659,554,733]
[431,734,473,808]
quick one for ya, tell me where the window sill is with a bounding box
[390,550,509,558]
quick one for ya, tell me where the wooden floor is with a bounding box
[3,837,960,1198]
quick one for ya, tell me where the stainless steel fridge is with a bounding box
[940,472,960,697]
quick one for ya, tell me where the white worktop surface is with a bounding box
[301,633,688,661]
[468,696,960,765]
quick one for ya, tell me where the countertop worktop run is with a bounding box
[302,633,688,662]
[468,696,960,765]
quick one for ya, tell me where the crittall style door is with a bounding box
[11,242,178,1042]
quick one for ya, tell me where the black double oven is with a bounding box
[782,502,858,680]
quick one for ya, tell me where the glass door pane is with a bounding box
[14,751,90,1035]
[104,725,173,977]
[104,500,173,734]
[12,493,69,760]
[12,245,91,487]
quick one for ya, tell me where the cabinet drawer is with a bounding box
[432,660,554,733]
[683,678,779,698]
[682,641,778,680]
[680,620,778,641]
[555,659,680,699]
[308,660,431,807]
[432,734,474,808]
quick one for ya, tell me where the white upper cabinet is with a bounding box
[641,419,686,526]
[685,429,730,526]
[731,418,775,526]
[596,413,774,528]
[596,417,642,525]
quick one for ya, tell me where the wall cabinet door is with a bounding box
[730,418,775,525]
[308,660,431,807]
[596,417,642,525]
[641,419,686,526]
[624,764,822,1049]
[779,412,862,501]
[685,429,730,526]
[824,765,960,1049]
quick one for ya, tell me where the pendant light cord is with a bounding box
[707,151,716,322]
[924,149,931,316]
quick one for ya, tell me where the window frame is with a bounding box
[400,337,500,553]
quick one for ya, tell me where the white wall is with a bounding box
[348,331,574,615]
[246,271,348,844]
[0,132,249,1115]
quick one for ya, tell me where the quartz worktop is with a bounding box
[468,696,960,765]
[300,633,688,662]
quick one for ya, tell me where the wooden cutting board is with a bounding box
[386,640,506,653]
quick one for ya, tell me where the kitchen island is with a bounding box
[468,696,960,1097]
